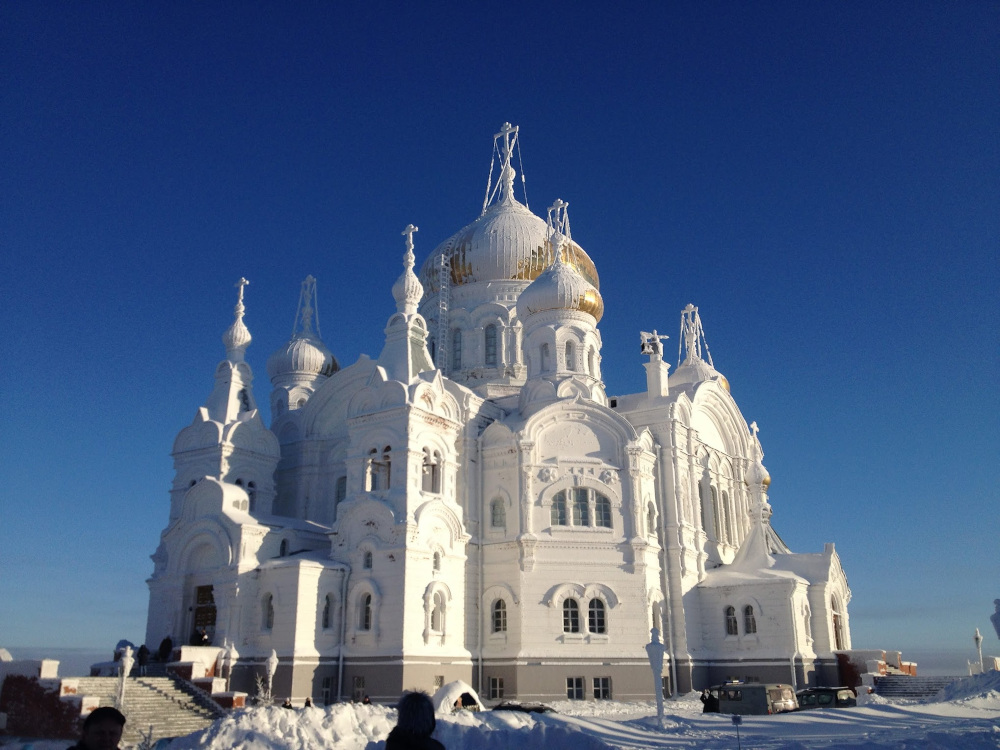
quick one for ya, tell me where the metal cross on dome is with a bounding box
[401,224,419,255]
[234,277,249,316]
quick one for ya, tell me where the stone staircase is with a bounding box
[71,676,224,744]
[874,674,961,699]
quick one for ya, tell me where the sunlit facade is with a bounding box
[145,125,851,704]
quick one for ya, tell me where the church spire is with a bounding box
[379,225,434,383]
[392,224,424,315]
[728,422,778,570]
[222,278,252,363]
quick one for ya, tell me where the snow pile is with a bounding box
[6,688,1000,750]
[431,680,483,712]
[162,702,613,750]
[934,670,1000,707]
[166,704,395,749]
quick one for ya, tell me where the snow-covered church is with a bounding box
[145,124,852,704]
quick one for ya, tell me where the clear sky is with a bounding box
[1,2,997,675]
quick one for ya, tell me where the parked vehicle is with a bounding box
[796,687,857,709]
[491,701,557,714]
[705,683,798,715]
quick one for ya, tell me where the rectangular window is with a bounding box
[567,677,584,700]
[661,675,670,698]
[489,677,504,700]
[594,677,612,700]
[572,488,590,526]
[352,675,365,702]
[434,675,445,689]
[322,676,332,706]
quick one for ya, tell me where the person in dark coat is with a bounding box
[157,635,173,662]
[385,690,444,750]
[67,706,125,750]
[136,644,149,676]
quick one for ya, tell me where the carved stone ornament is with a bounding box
[539,467,560,483]
[599,469,619,485]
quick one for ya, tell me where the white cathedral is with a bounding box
[145,124,852,704]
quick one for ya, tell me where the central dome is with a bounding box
[419,188,599,296]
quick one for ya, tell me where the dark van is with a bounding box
[795,687,857,709]
[707,683,798,715]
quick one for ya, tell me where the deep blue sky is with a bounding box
[2,2,997,674]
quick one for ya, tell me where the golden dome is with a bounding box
[419,199,599,296]
[516,242,604,322]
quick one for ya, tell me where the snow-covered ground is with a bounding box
[5,673,999,750]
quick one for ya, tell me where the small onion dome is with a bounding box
[418,171,599,296]
[669,358,730,392]
[267,334,338,381]
[516,241,604,322]
[392,252,424,315]
[745,458,771,489]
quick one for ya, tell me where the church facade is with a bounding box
[145,125,851,704]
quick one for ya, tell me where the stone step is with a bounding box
[874,675,962,699]
[69,675,223,743]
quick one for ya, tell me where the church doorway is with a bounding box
[192,584,216,643]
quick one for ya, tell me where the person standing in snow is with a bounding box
[67,706,126,750]
[385,691,444,750]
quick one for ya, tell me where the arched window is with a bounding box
[588,599,607,634]
[422,448,442,493]
[492,600,507,633]
[711,485,722,539]
[565,341,576,371]
[368,447,391,491]
[540,343,550,372]
[572,488,590,526]
[722,490,733,543]
[803,604,812,642]
[646,504,657,536]
[744,605,757,634]
[335,476,347,504]
[699,483,711,535]
[322,594,332,630]
[359,593,372,631]
[832,597,844,650]
[432,551,441,572]
[451,328,462,370]
[594,493,612,528]
[490,498,506,529]
[725,606,738,636]
[652,605,661,632]
[363,550,373,569]
[279,539,288,557]
[484,324,498,367]
[431,592,445,632]
[562,599,580,633]
[550,491,568,526]
[262,594,274,631]
[247,481,257,512]
[587,347,595,375]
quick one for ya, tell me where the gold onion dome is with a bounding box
[418,166,599,296]
[516,239,604,322]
